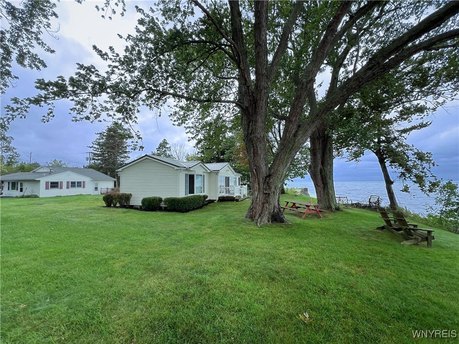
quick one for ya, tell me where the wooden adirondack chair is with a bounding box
[392,210,434,247]
[377,207,399,231]
[377,208,434,247]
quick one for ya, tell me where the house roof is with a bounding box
[0,172,49,181]
[118,154,211,171]
[204,163,229,171]
[0,167,115,182]
[205,162,241,176]
[118,154,240,174]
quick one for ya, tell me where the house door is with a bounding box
[225,177,230,188]
[19,182,23,192]
[186,174,195,195]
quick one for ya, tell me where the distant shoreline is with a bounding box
[286,179,459,216]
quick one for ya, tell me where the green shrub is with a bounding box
[103,192,132,207]
[103,193,115,207]
[116,193,132,208]
[141,196,163,211]
[164,195,207,212]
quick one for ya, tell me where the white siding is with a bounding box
[2,181,40,197]
[207,172,218,200]
[179,164,210,197]
[217,165,245,197]
[119,159,180,205]
[38,171,110,197]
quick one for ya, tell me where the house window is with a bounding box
[185,174,205,195]
[195,174,204,194]
[50,182,60,189]
[9,182,18,191]
[69,181,84,188]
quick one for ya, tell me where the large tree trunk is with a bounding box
[309,124,338,211]
[236,1,288,225]
[375,149,399,210]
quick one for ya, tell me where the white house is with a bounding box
[117,155,248,205]
[0,167,115,197]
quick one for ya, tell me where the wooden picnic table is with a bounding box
[281,200,322,218]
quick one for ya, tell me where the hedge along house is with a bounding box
[117,155,248,206]
[0,167,115,197]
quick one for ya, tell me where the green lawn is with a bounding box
[1,195,458,343]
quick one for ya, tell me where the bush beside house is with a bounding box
[164,195,208,212]
[103,192,132,207]
[106,194,209,212]
[141,197,163,211]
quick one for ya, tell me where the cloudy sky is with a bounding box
[2,1,458,182]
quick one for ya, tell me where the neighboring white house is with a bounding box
[117,154,248,205]
[0,167,115,197]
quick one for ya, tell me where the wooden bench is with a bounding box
[282,201,322,219]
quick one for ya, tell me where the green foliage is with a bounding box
[103,192,132,207]
[163,195,208,212]
[2,161,40,174]
[141,196,163,211]
[333,69,456,198]
[431,181,459,233]
[116,192,132,208]
[46,159,67,167]
[0,0,58,93]
[89,122,132,177]
[102,193,115,207]
[0,119,20,173]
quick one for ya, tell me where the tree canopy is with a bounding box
[5,1,459,224]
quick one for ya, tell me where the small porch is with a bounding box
[218,185,248,198]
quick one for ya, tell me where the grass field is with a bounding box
[1,195,458,343]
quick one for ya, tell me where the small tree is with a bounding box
[153,139,173,158]
[334,66,457,209]
[432,181,459,233]
[170,142,189,161]
[0,121,19,173]
[89,122,132,177]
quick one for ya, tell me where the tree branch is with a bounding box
[228,0,252,89]
[144,87,242,107]
[190,0,236,49]
[254,0,268,98]
[179,40,236,63]
[331,1,382,49]
[267,1,303,83]
[306,1,352,81]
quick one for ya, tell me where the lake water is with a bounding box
[286,178,445,215]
